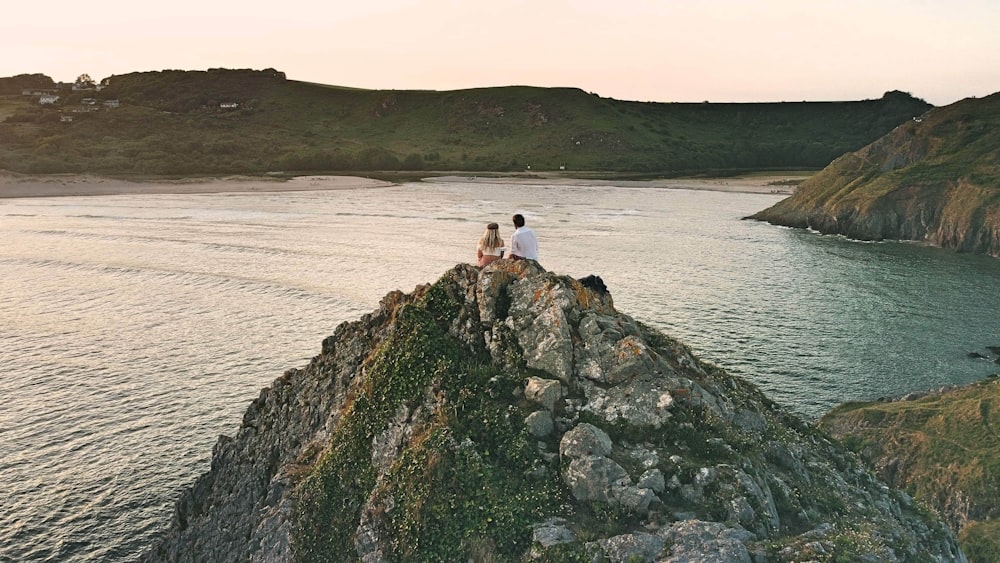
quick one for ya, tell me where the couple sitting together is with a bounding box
[476,214,538,267]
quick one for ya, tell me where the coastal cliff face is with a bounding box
[820,377,1000,562]
[143,262,964,562]
[750,92,1000,257]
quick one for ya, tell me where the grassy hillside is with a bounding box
[751,91,1000,255]
[820,376,1000,562]
[0,68,932,176]
[0,73,55,94]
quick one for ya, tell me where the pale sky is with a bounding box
[3,0,998,106]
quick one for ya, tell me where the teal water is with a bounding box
[1,180,998,561]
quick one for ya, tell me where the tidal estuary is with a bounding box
[2,179,998,561]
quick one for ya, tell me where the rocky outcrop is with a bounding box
[820,376,1000,561]
[750,91,1000,257]
[143,261,965,562]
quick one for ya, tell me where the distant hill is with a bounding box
[820,376,1000,562]
[0,68,932,176]
[750,92,1000,256]
[0,73,57,94]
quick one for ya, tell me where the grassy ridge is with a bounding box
[750,92,1000,255]
[293,281,564,561]
[757,92,1000,210]
[0,68,932,176]
[819,377,1000,562]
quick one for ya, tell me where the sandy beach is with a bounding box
[0,173,395,199]
[430,174,803,194]
[0,172,803,199]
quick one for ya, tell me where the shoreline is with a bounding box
[0,174,396,199]
[428,174,801,194]
[0,172,803,199]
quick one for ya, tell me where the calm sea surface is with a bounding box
[2,180,999,561]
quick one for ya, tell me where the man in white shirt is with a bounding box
[509,214,538,260]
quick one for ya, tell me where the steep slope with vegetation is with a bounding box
[751,92,1000,256]
[142,262,963,562]
[0,68,930,176]
[820,376,1000,562]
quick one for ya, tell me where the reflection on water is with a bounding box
[1,181,999,561]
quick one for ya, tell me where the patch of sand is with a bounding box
[0,173,394,199]
[428,174,803,194]
[0,172,804,199]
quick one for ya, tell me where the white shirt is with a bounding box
[510,226,538,260]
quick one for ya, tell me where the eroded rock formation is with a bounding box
[143,261,966,562]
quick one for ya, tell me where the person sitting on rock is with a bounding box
[476,222,506,267]
[509,213,538,261]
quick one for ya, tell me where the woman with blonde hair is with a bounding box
[476,222,505,267]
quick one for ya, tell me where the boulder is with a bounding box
[524,377,564,412]
[525,410,554,438]
[559,422,613,459]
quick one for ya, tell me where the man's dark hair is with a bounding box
[513,214,525,228]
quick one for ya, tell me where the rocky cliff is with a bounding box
[820,376,1000,562]
[749,92,1000,257]
[142,261,965,562]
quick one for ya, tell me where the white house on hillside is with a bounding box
[39,94,59,104]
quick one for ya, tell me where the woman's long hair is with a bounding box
[479,223,503,250]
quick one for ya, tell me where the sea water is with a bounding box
[2,180,998,561]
